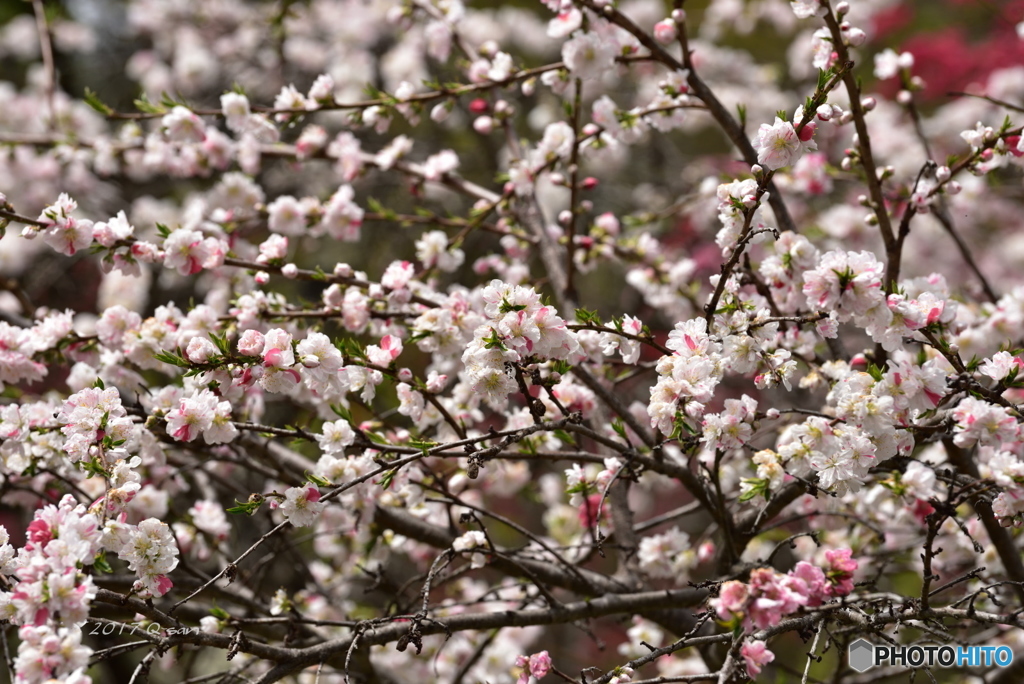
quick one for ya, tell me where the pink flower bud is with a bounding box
[845,28,867,46]
[653,19,678,44]
[255,271,270,285]
[430,104,450,122]
[797,120,816,142]
[473,116,493,134]
[281,263,299,278]
[397,367,413,382]
[185,337,217,364]
[426,372,448,393]
[237,330,266,356]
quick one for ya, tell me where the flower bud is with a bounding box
[653,18,678,44]
[430,103,450,122]
[473,116,493,134]
[861,97,876,111]
[845,28,867,46]
[281,263,299,278]
[397,367,413,382]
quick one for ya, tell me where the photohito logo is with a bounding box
[848,639,1014,673]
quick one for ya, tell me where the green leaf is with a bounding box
[330,404,353,422]
[364,431,387,445]
[553,429,573,444]
[866,364,884,382]
[379,468,397,490]
[227,494,264,516]
[575,307,602,325]
[306,472,332,488]
[83,88,113,116]
[134,93,166,115]
[93,552,113,574]
[739,478,770,502]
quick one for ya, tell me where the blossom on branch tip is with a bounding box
[280,486,325,527]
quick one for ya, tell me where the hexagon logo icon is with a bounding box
[849,639,875,673]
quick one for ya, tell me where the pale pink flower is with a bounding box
[753,117,804,170]
[740,640,775,679]
[279,486,325,527]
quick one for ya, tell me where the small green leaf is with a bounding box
[306,472,332,488]
[134,93,166,115]
[83,88,113,116]
[93,552,113,574]
[227,495,264,516]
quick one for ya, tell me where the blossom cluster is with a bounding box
[0,0,1022,681]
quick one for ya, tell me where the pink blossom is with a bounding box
[237,329,265,356]
[752,117,803,170]
[740,640,775,679]
[515,650,552,684]
[822,548,858,597]
[653,19,678,44]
